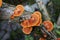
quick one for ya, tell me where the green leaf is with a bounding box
[54,23,57,28]
[55,30,60,35]
[54,23,60,29]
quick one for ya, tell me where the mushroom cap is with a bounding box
[22,27,32,34]
[43,20,53,31]
[13,5,24,16]
[29,13,40,27]
[36,18,42,26]
[21,20,31,28]
[33,11,42,19]
[34,11,42,26]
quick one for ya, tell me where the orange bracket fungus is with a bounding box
[28,12,40,27]
[0,0,2,7]
[13,5,24,17]
[33,11,42,26]
[21,20,31,28]
[36,18,42,26]
[22,27,32,34]
[43,20,53,31]
[33,11,42,19]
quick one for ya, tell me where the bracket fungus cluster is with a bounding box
[21,11,42,34]
[21,11,54,35]
[21,11,42,28]
[0,0,2,7]
[10,5,54,39]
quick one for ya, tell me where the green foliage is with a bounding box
[55,30,60,38]
[52,0,60,7]
[10,31,17,40]
[10,28,24,40]
[54,23,57,28]
[25,35,34,40]
[54,23,60,28]
[51,0,60,22]
[46,0,60,23]
[55,30,60,35]
[34,28,41,34]
[53,23,60,37]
